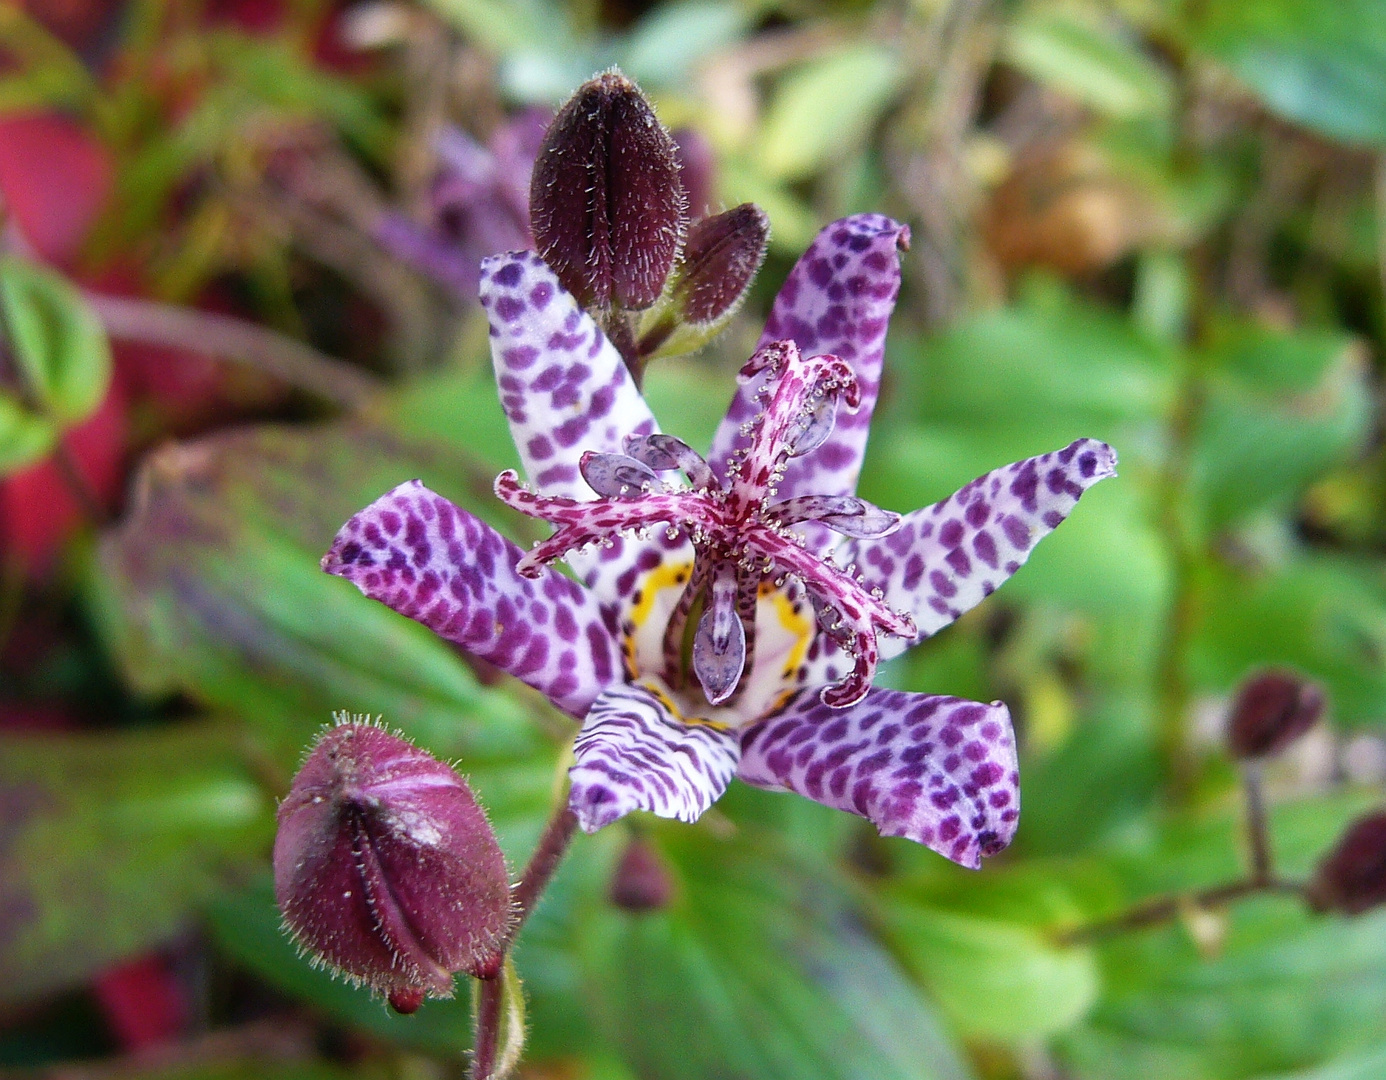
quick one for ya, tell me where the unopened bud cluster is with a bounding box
[274,717,513,1012]
[529,70,769,375]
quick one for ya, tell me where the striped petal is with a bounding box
[708,214,907,548]
[568,682,741,831]
[482,250,657,499]
[738,689,1019,869]
[322,480,621,718]
[843,439,1117,659]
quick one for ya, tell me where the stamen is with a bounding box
[496,340,916,709]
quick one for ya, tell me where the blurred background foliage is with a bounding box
[3,0,1386,1077]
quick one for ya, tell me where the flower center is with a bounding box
[495,340,916,710]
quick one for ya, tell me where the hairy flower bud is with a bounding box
[273,717,513,1007]
[1308,811,1386,915]
[1226,669,1325,760]
[675,204,770,326]
[609,834,673,912]
[529,70,687,312]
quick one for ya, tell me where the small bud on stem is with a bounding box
[1226,669,1325,760]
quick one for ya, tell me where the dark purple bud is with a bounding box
[580,451,662,498]
[529,70,687,311]
[693,564,746,705]
[609,834,674,912]
[673,204,770,326]
[273,719,514,1005]
[1308,811,1386,915]
[1226,670,1326,760]
[671,126,717,220]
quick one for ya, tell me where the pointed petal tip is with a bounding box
[1067,438,1118,484]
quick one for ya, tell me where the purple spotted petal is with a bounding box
[482,251,657,500]
[737,689,1019,869]
[708,214,908,546]
[844,439,1117,659]
[568,682,741,831]
[322,480,621,718]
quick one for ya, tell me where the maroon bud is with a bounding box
[674,204,770,325]
[671,126,717,220]
[274,718,514,1004]
[1308,811,1386,915]
[609,834,673,912]
[1226,669,1326,760]
[529,70,687,311]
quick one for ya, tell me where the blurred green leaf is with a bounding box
[0,723,270,1003]
[621,1,753,87]
[423,0,576,61]
[578,826,974,1080]
[1188,555,1386,727]
[876,886,1099,1040]
[1004,10,1174,120]
[0,254,111,427]
[0,394,57,474]
[1191,326,1371,529]
[757,46,905,182]
[1193,0,1386,146]
[87,424,538,769]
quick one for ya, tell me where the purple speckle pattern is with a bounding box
[738,688,1019,869]
[322,480,620,718]
[569,682,741,831]
[708,214,906,548]
[844,439,1117,659]
[482,250,657,502]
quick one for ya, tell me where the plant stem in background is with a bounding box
[1241,760,1274,885]
[87,293,383,410]
[1060,877,1307,945]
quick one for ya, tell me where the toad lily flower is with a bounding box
[322,214,1116,868]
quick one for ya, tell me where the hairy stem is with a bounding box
[509,802,579,937]
[470,973,503,1080]
[87,292,383,410]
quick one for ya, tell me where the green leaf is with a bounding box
[876,891,1099,1041]
[87,423,539,771]
[1188,555,1386,728]
[0,393,57,474]
[1004,10,1174,120]
[0,724,270,1003]
[1192,0,1386,147]
[620,1,753,87]
[1191,325,1372,529]
[757,46,905,182]
[0,254,111,426]
[577,826,974,1080]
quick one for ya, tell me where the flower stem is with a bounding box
[1242,759,1274,886]
[1059,877,1306,945]
[509,803,579,936]
[470,972,503,1080]
[51,440,111,526]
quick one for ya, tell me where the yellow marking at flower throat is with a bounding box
[622,560,814,725]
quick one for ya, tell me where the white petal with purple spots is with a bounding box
[482,251,658,500]
[322,480,622,718]
[708,214,908,550]
[569,682,742,831]
[737,688,1019,869]
[843,439,1117,659]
